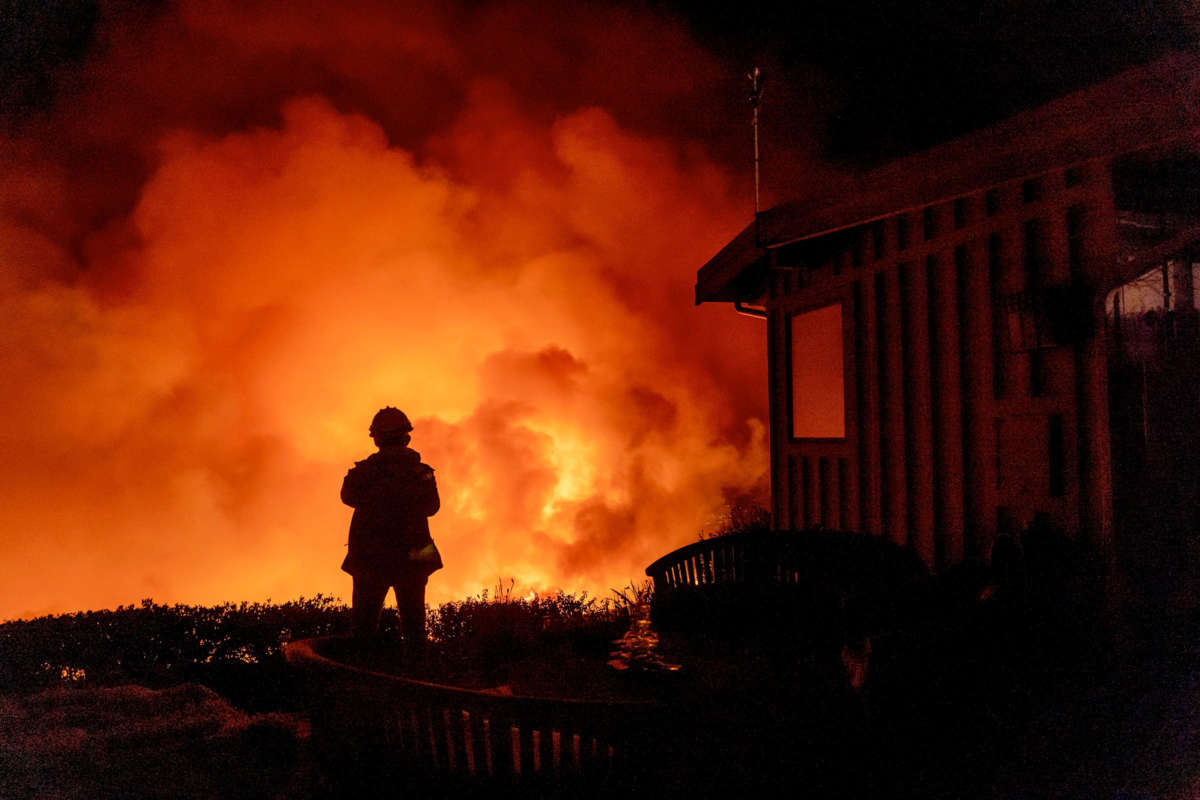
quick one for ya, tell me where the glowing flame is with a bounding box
[0,0,769,620]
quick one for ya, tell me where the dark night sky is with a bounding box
[4,0,1196,169]
[667,0,1198,163]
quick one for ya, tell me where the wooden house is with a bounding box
[696,53,1200,574]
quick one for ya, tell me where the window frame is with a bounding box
[785,298,850,443]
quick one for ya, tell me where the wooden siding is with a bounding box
[765,163,1117,568]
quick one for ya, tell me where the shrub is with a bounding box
[0,587,628,706]
[0,596,349,709]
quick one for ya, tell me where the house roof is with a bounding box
[696,51,1200,303]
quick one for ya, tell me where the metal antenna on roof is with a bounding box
[749,67,766,244]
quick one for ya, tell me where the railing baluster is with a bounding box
[425,706,441,772]
[443,708,461,773]
[398,705,412,753]
[410,707,426,765]
[568,731,582,774]
[288,639,662,790]
[551,730,562,773]
[461,710,476,776]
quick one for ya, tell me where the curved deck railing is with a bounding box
[645,530,803,591]
[645,528,928,595]
[285,636,661,788]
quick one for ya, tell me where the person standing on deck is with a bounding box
[340,407,442,645]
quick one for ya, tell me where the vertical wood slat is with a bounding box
[961,238,998,560]
[567,732,581,774]
[409,707,428,767]
[1077,179,1116,552]
[434,708,453,773]
[881,266,909,547]
[841,274,860,533]
[769,309,787,527]
[460,711,476,776]
[426,706,443,773]
[1042,175,1071,286]
[449,709,469,775]
[820,457,835,529]
[904,259,936,566]
[806,456,820,529]
[470,711,490,777]
[788,454,800,530]
[932,250,967,567]
[859,241,885,538]
[390,703,407,755]
[998,218,1031,397]
[839,458,851,531]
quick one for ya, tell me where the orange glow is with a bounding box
[0,1,769,620]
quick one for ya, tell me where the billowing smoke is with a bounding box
[0,0,771,620]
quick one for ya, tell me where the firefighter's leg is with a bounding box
[351,574,389,636]
[396,572,429,648]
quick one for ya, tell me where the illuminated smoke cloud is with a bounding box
[0,0,770,619]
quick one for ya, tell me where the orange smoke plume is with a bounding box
[0,0,768,620]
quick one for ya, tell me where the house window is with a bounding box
[790,303,845,439]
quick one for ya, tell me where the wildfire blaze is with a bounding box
[0,0,770,620]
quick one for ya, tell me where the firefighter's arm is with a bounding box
[416,466,440,517]
[339,462,376,507]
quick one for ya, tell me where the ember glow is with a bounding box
[0,1,770,620]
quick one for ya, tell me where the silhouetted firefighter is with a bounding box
[341,407,441,646]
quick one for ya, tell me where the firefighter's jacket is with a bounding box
[340,447,441,578]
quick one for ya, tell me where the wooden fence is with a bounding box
[284,636,662,790]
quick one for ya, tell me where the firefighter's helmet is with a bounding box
[369,407,413,438]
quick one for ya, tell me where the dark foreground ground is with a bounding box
[3,609,1200,799]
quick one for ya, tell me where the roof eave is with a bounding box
[694,219,764,304]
